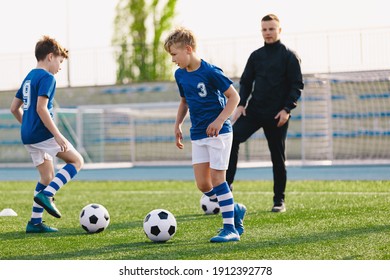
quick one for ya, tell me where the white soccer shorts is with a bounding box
[191,132,232,170]
[24,137,76,166]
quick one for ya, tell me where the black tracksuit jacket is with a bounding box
[238,40,304,116]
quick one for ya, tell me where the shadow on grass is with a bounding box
[3,222,389,260]
[0,213,204,241]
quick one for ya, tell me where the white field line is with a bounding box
[3,190,390,196]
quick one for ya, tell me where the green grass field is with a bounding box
[0,180,389,260]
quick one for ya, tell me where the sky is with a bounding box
[0,0,389,54]
[0,0,389,90]
[176,0,390,38]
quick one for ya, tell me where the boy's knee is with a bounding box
[67,153,84,172]
[41,173,54,185]
[75,155,84,171]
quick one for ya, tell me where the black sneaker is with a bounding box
[271,202,286,213]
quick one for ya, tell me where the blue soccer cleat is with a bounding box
[210,228,240,243]
[26,221,58,233]
[34,192,61,218]
[234,203,247,235]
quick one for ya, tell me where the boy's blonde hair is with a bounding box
[164,27,197,52]
[35,35,69,61]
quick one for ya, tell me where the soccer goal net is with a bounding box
[1,70,389,168]
[302,70,390,165]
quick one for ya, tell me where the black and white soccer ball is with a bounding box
[143,209,177,242]
[79,203,110,234]
[200,194,220,215]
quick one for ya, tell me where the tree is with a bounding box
[113,0,177,83]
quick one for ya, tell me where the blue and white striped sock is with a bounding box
[30,182,45,224]
[203,188,218,202]
[213,181,235,231]
[43,164,77,197]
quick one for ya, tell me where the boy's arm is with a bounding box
[206,85,240,137]
[36,96,68,152]
[10,97,24,124]
[174,97,188,149]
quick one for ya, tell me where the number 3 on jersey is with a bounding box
[22,80,31,110]
[197,82,208,97]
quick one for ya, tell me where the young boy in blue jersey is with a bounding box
[10,36,84,233]
[164,27,246,242]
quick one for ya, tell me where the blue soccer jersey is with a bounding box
[15,69,56,144]
[175,59,233,140]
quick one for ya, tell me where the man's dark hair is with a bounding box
[262,14,280,22]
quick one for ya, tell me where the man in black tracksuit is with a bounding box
[227,14,304,212]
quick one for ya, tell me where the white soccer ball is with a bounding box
[143,209,177,242]
[79,203,110,234]
[200,194,220,215]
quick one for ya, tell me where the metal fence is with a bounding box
[1,71,390,168]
